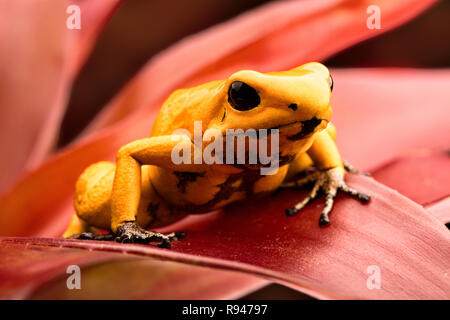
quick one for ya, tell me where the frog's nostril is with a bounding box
[288,103,298,111]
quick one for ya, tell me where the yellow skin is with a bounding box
[63,62,370,248]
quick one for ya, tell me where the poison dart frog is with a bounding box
[63,62,370,248]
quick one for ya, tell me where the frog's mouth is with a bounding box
[273,117,325,141]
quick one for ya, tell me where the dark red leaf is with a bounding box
[0,241,265,299]
[1,175,449,299]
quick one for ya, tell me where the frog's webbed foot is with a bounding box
[283,167,370,226]
[114,222,185,249]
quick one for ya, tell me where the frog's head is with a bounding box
[213,62,333,155]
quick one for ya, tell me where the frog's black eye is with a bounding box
[329,75,333,92]
[228,81,260,111]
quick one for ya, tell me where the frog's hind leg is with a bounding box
[63,212,88,238]
[62,161,115,240]
[63,213,114,240]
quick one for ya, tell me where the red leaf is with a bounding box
[1,175,449,299]
[371,150,450,206]
[0,241,265,299]
[0,0,120,193]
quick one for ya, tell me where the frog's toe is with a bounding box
[343,160,370,176]
[285,207,299,217]
[318,193,336,227]
[157,239,172,249]
[340,183,371,203]
[319,214,330,226]
[285,180,320,217]
[115,232,133,243]
[70,232,94,240]
[69,232,114,241]
[174,231,186,240]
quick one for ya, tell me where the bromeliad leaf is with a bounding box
[1,175,449,299]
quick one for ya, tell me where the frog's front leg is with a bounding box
[283,131,370,226]
[109,134,203,247]
[67,135,197,247]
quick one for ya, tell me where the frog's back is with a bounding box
[151,79,225,137]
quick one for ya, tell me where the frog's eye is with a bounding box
[228,81,260,111]
[329,75,333,92]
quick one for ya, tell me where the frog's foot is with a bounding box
[284,167,370,226]
[69,232,115,241]
[114,221,185,249]
[343,160,370,176]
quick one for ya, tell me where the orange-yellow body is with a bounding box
[63,62,368,243]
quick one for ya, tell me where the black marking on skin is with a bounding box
[231,152,295,168]
[287,117,322,141]
[278,153,296,166]
[229,152,294,170]
[174,170,263,213]
[288,103,298,111]
[267,118,326,132]
[173,171,205,193]
[221,107,226,122]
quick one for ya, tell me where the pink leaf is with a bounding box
[0,0,120,193]
[426,198,450,225]
[331,69,450,170]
